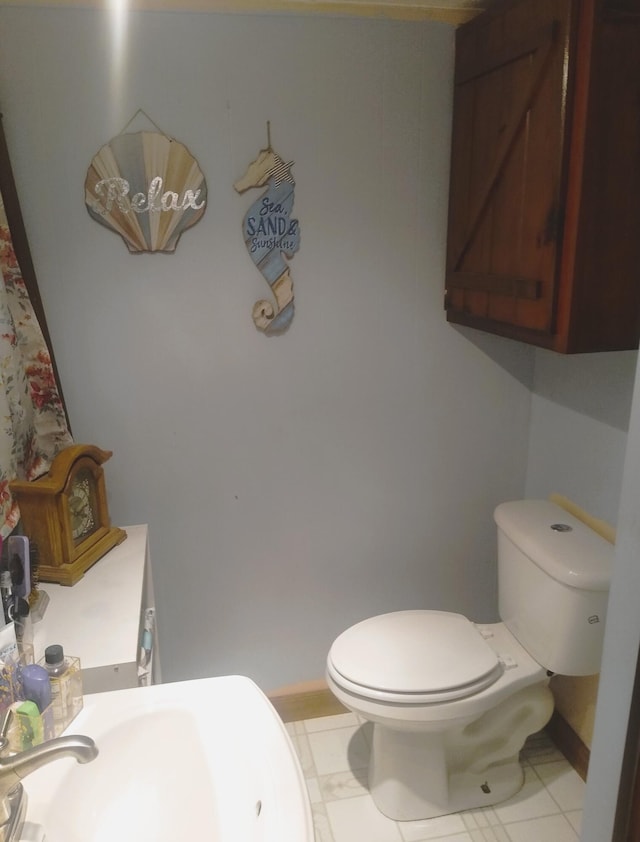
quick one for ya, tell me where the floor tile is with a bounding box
[467,826,511,841]
[289,730,316,777]
[288,717,584,842]
[307,723,370,775]
[501,814,579,842]
[461,807,502,830]
[312,800,337,842]
[399,811,467,841]
[305,776,323,804]
[533,761,585,811]
[285,719,304,737]
[565,810,582,835]
[326,794,403,842]
[318,768,370,801]
[493,765,561,824]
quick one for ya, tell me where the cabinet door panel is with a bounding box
[487,52,533,327]
[463,63,502,318]
[446,2,572,336]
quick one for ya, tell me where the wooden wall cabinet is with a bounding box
[445,0,640,353]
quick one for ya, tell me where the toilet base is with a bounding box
[370,731,524,821]
[368,683,554,821]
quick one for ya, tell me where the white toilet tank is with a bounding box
[494,500,613,676]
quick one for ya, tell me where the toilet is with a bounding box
[326,499,613,821]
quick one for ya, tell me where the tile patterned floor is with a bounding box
[286,713,584,842]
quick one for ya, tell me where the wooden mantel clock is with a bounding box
[9,444,127,586]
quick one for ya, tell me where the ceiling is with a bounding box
[0,0,490,25]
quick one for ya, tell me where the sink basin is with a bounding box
[20,675,313,842]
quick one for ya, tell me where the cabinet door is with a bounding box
[445,1,573,342]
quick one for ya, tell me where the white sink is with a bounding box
[20,675,313,842]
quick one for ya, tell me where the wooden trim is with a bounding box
[613,640,640,842]
[447,271,541,299]
[446,308,556,348]
[0,0,484,24]
[267,680,348,723]
[546,709,590,782]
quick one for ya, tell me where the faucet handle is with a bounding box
[0,709,13,756]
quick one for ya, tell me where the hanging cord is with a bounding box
[118,108,172,139]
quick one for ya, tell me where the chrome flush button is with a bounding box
[550,523,573,532]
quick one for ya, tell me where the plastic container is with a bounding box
[8,700,55,751]
[14,605,34,665]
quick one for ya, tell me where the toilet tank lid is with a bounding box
[494,500,613,591]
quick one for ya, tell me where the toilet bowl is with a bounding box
[327,611,554,820]
[326,500,614,821]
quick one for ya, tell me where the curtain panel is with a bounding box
[0,193,72,537]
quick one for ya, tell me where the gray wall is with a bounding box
[0,7,535,689]
[526,349,637,523]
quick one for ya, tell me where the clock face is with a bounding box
[69,469,98,543]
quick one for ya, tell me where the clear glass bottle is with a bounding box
[39,646,83,733]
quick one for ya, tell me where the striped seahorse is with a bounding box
[234,140,300,335]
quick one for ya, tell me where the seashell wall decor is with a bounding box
[85,131,207,254]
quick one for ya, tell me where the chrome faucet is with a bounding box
[0,709,98,842]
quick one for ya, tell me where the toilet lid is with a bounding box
[328,610,501,700]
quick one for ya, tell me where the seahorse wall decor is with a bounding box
[233,124,300,335]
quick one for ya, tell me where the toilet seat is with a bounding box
[327,610,504,704]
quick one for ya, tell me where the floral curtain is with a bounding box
[0,192,72,537]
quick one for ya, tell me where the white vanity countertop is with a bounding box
[32,525,148,671]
